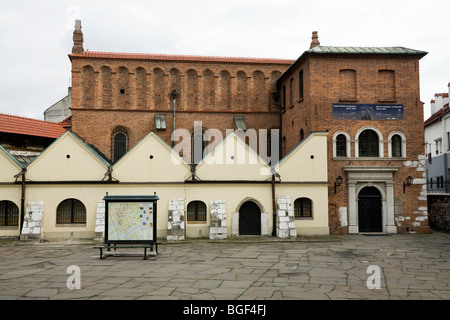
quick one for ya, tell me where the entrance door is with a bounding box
[239,201,261,235]
[358,187,382,232]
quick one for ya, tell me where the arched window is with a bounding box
[359,129,379,157]
[113,132,128,162]
[294,198,312,219]
[0,200,19,226]
[56,199,86,224]
[187,201,207,222]
[391,134,402,157]
[336,134,347,157]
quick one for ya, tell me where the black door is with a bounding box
[239,201,261,235]
[358,187,382,232]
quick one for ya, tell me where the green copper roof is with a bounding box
[307,46,427,56]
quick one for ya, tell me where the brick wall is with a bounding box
[70,57,291,160]
[279,54,431,234]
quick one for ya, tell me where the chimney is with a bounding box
[72,19,84,55]
[430,99,436,115]
[310,31,320,49]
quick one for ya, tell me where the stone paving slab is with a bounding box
[0,232,449,300]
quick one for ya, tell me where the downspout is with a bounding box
[271,92,283,236]
[14,168,27,234]
[271,174,276,236]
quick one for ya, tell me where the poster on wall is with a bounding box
[332,103,404,120]
[104,195,158,244]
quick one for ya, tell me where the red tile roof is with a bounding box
[424,103,450,127]
[0,113,66,139]
[69,51,295,65]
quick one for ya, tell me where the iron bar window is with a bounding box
[187,201,207,222]
[0,200,19,226]
[294,198,312,218]
[56,199,86,224]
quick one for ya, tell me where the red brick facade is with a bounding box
[69,23,431,234]
[277,46,430,234]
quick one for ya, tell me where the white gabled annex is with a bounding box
[195,132,273,181]
[112,131,191,182]
[25,131,110,182]
[274,132,328,182]
[0,145,24,182]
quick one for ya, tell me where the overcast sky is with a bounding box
[0,0,448,121]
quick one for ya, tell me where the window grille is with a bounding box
[187,201,207,222]
[56,199,86,224]
[0,201,19,226]
[294,198,312,218]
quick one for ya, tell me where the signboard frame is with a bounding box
[104,195,159,245]
[332,103,404,120]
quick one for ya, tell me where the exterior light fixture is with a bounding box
[334,175,343,193]
[403,176,413,193]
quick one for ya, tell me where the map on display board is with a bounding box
[107,202,154,241]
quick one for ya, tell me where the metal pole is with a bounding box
[172,90,177,147]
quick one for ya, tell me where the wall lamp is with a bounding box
[334,175,343,193]
[403,176,414,193]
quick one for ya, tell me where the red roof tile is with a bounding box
[69,51,295,65]
[0,113,66,139]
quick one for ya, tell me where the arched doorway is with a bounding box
[358,186,382,232]
[239,201,261,235]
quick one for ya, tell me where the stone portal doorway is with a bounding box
[358,186,382,232]
[239,201,261,235]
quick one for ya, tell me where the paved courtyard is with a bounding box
[0,232,449,300]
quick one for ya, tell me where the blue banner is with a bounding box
[332,103,404,120]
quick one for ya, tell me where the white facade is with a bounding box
[425,83,450,157]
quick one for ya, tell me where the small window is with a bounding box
[113,132,127,162]
[299,70,304,100]
[336,134,347,157]
[155,114,166,130]
[289,78,294,105]
[56,199,86,224]
[187,201,207,222]
[391,134,402,157]
[234,116,247,131]
[294,198,312,219]
[0,200,19,226]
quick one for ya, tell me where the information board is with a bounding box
[332,103,403,120]
[104,195,158,244]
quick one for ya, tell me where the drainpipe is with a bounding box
[271,92,283,161]
[271,171,281,237]
[14,168,27,234]
[172,90,177,147]
[271,174,276,236]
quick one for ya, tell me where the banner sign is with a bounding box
[332,103,403,120]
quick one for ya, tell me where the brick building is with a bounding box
[277,32,430,234]
[69,20,293,163]
[68,21,431,234]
